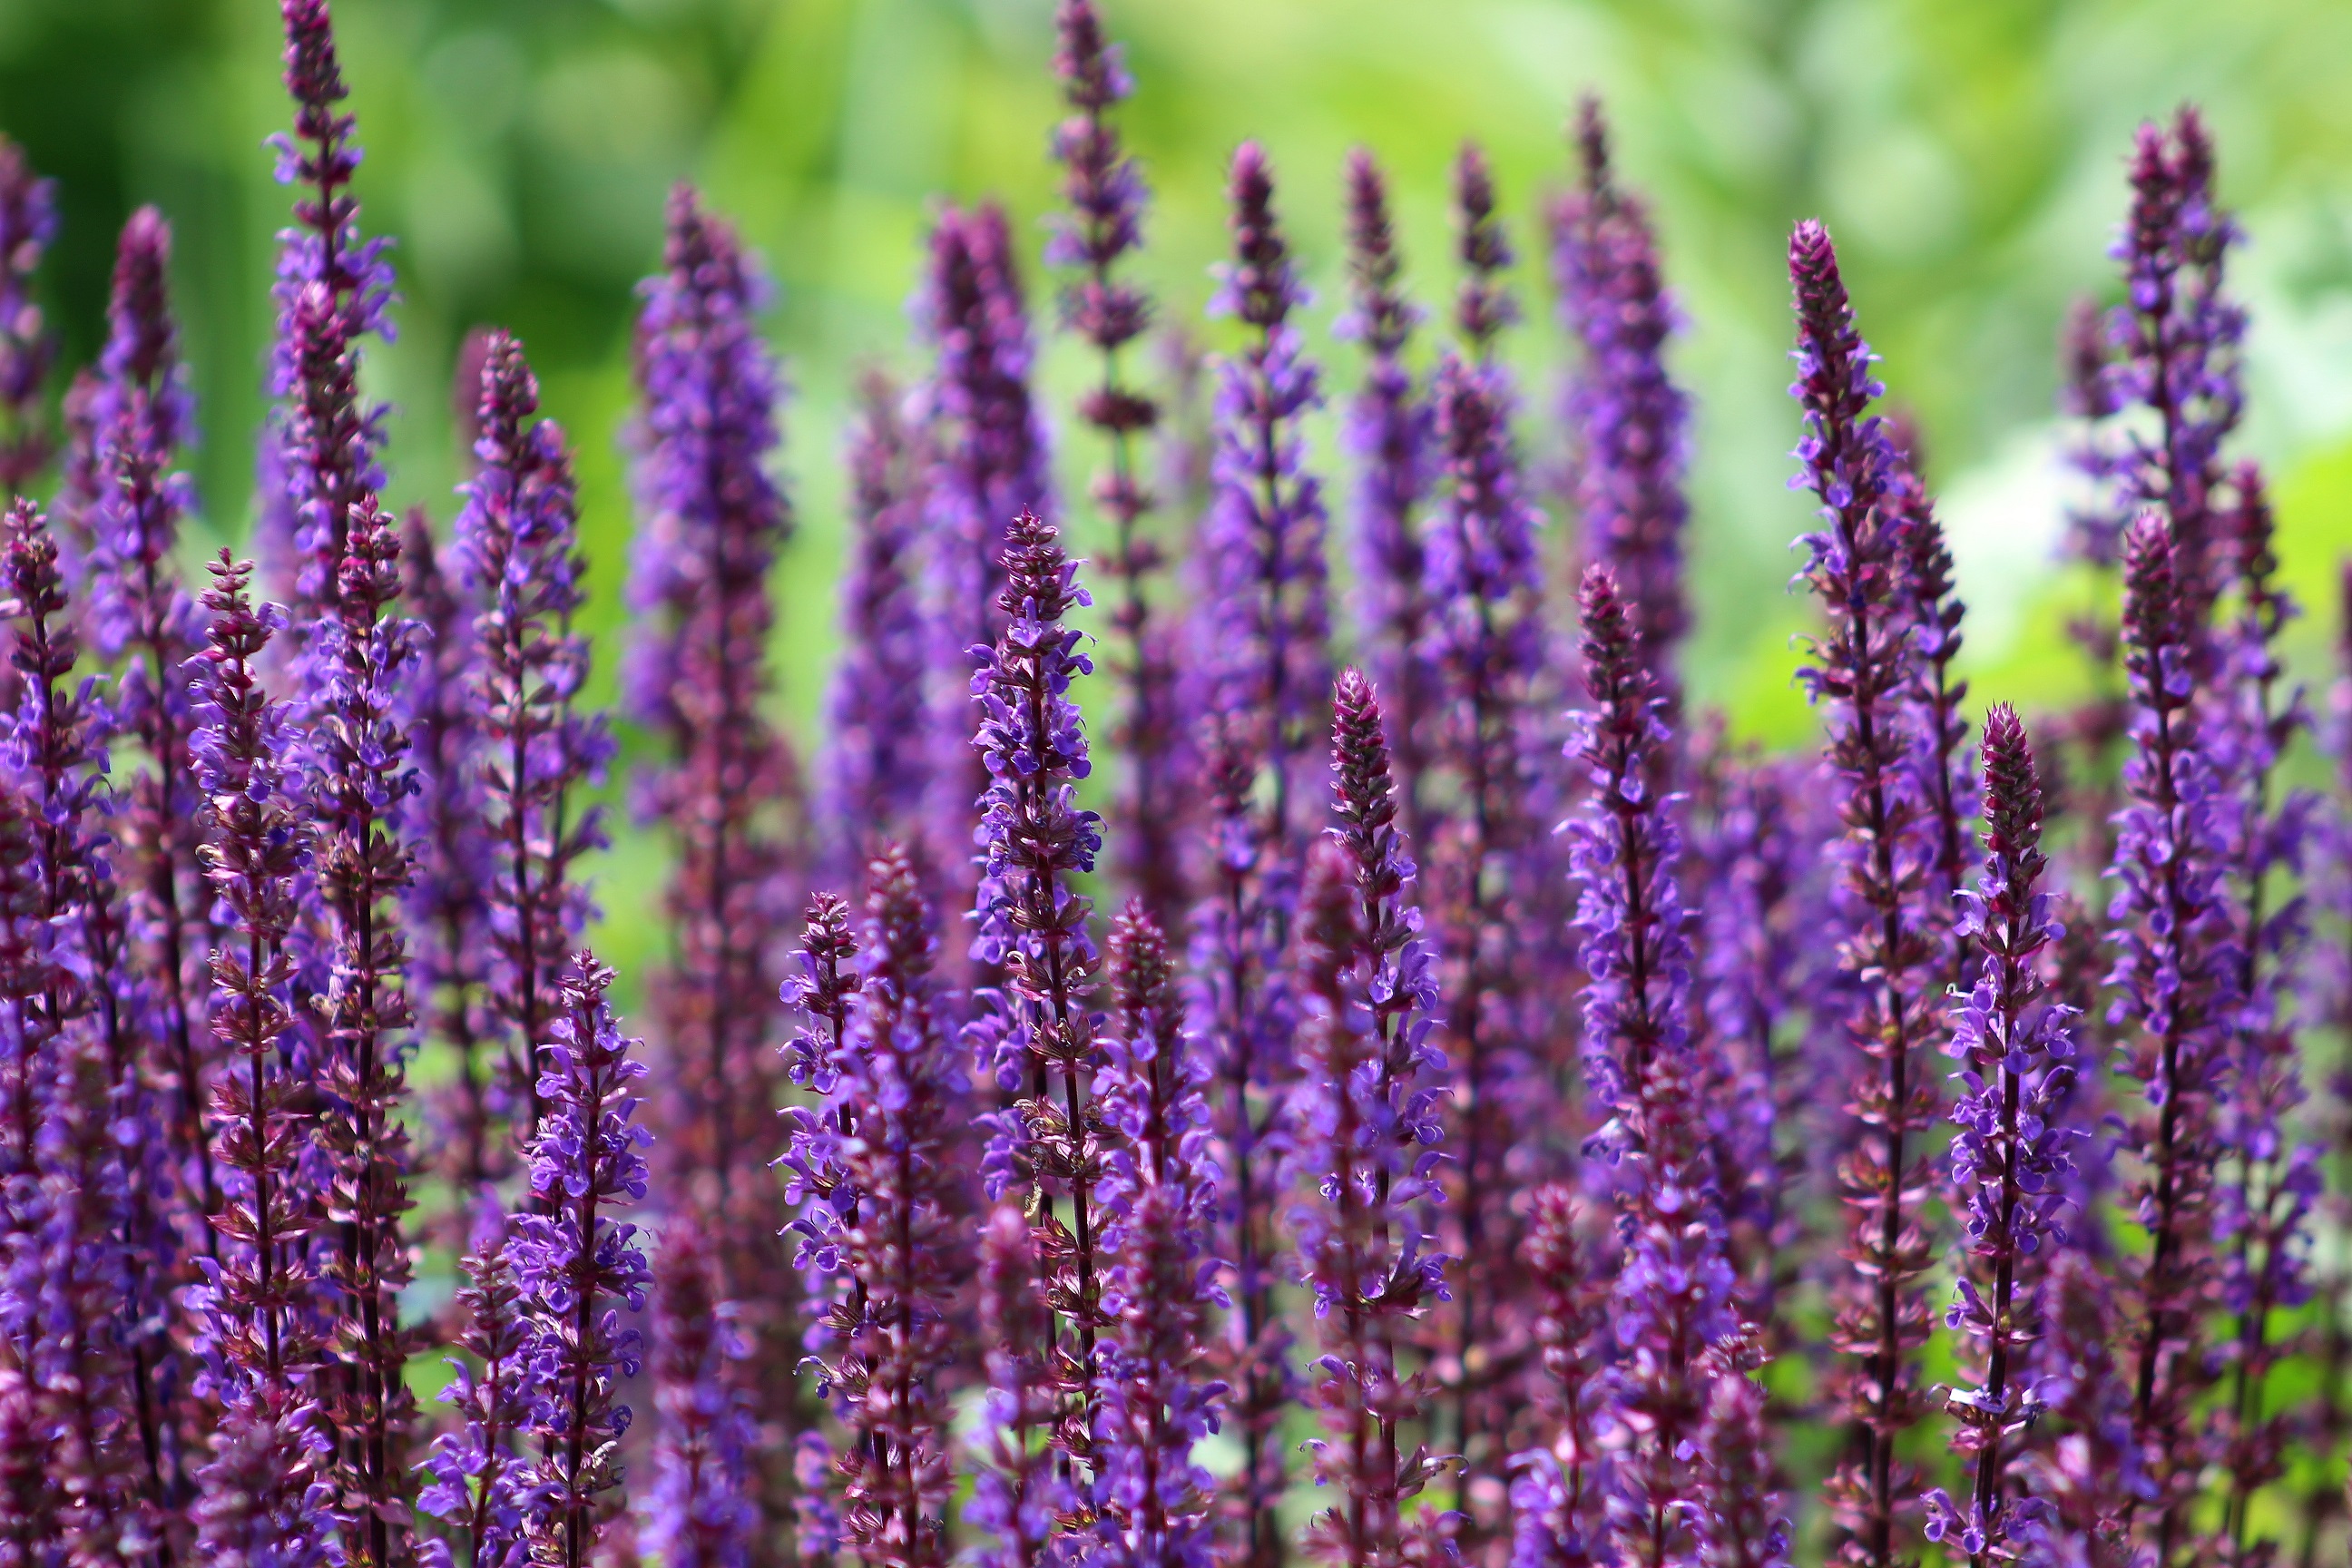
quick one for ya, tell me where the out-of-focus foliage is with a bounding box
[5,0,2352,942]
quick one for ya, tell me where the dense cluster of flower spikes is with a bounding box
[5,3,2352,1567]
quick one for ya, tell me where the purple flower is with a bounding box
[187,553,337,1563]
[965,1204,1075,1568]
[1093,905,1225,1568]
[263,0,397,623]
[0,135,57,499]
[821,372,936,885]
[1511,1187,1613,1568]
[2021,1251,2150,1563]
[642,1219,759,1568]
[1885,450,1977,952]
[457,332,611,1149]
[510,954,653,1568]
[1337,151,1441,856]
[2105,514,2239,1552]
[1785,218,1942,1567]
[1050,0,1188,929]
[1288,671,1451,1568]
[1450,142,1517,356]
[786,845,965,1568]
[1553,100,1690,701]
[1565,565,1749,1566]
[1193,141,1330,1553]
[1425,348,1551,1505]
[1922,706,2080,1562]
[1691,1350,1792,1568]
[419,1210,533,1568]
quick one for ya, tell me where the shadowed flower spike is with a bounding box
[419,1207,533,1568]
[623,187,803,1528]
[1884,443,1977,959]
[0,135,56,499]
[1785,218,1942,1568]
[1051,0,1190,928]
[642,1218,759,1568]
[966,1203,1075,1568]
[1195,138,1329,1562]
[305,490,425,1568]
[1565,564,1759,1566]
[967,512,1109,1488]
[821,371,936,884]
[1093,903,1224,1568]
[457,331,611,1148]
[1451,142,1516,358]
[510,954,654,1568]
[187,551,338,1568]
[1553,98,1691,710]
[265,0,397,623]
[2106,514,2239,1561]
[1510,1187,1612,1568]
[1426,345,1549,1520]
[1338,151,1440,855]
[786,844,965,1568]
[2023,1251,2150,1564]
[1289,670,1451,1568]
[1922,707,2081,1563]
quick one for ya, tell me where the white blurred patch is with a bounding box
[1936,422,2073,662]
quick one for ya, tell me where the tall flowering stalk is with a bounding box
[458,332,608,1148]
[969,512,1109,1484]
[510,956,654,1568]
[2023,1251,2147,1566]
[1289,671,1449,1568]
[1565,565,1755,1566]
[1338,152,1440,854]
[418,1211,533,1568]
[1886,456,1976,956]
[266,0,396,625]
[1426,347,1547,1508]
[789,844,966,1568]
[1195,140,1331,1563]
[0,136,55,499]
[820,372,934,883]
[2211,465,2320,1554]
[2108,515,2238,1565]
[1509,1187,1612,1568]
[642,1218,760,1568]
[306,491,423,1568]
[1094,904,1224,1568]
[401,511,497,1203]
[83,209,223,1267]
[624,188,802,1530]
[967,1203,1074,1568]
[1552,98,1689,701]
[1786,219,1940,1568]
[1451,144,1516,359]
[1051,0,1190,926]
[1923,707,2082,1563]
[188,553,337,1565]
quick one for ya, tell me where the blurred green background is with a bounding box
[6,0,2352,975]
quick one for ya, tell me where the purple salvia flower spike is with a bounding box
[1690,1348,1793,1568]
[1093,903,1224,1568]
[1884,438,1977,966]
[2107,514,2239,1563]
[1289,671,1453,1568]
[965,1203,1075,1568]
[1052,0,1191,930]
[624,190,804,1533]
[265,0,397,625]
[305,489,424,1567]
[2209,464,2319,1553]
[1194,140,1330,1564]
[1785,218,1941,1568]
[0,136,56,500]
[457,331,610,1149]
[821,372,936,887]
[2021,1251,2149,1564]
[419,1209,533,1568]
[1337,152,1441,856]
[1553,100,1691,712]
[786,846,965,1568]
[1451,142,1516,358]
[1509,1188,1612,1568]
[1426,344,1550,1517]
[188,551,338,1567]
[968,512,1109,1490]
[403,506,500,1220]
[1921,706,2081,1563]
[642,1217,760,1568]
[510,953,653,1568]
